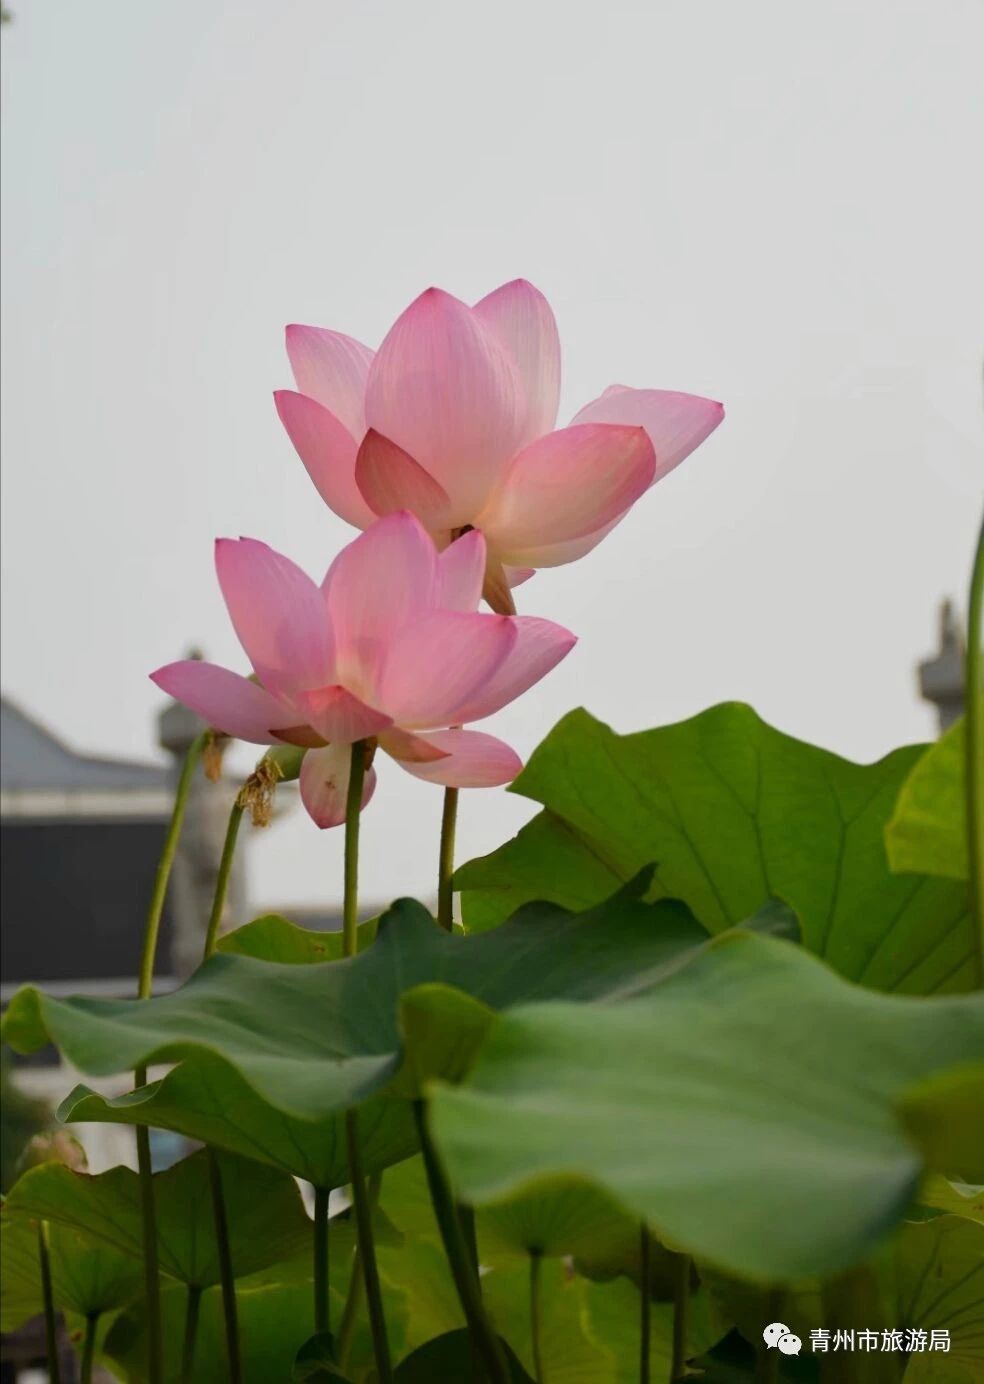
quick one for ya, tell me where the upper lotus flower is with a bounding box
[151,513,575,827]
[275,280,724,608]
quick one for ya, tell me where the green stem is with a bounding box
[135,730,207,1384]
[459,1201,480,1284]
[529,1249,545,1383]
[820,1267,897,1384]
[967,512,984,985]
[207,1146,242,1382]
[638,1225,651,1384]
[37,1221,62,1384]
[135,1124,164,1384]
[314,1186,331,1335]
[139,731,207,999]
[179,1285,202,1384]
[670,1252,690,1383]
[80,1312,98,1384]
[412,1099,509,1384]
[346,1110,393,1382]
[755,1289,783,1383]
[336,1172,381,1370]
[343,741,367,956]
[336,1247,364,1370]
[203,800,243,959]
[438,786,459,931]
[342,741,392,1381]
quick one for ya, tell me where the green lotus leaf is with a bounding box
[2,879,712,1125]
[392,1329,531,1382]
[103,1277,330,1384]
[218,913,379,962]
[896,1217,984,1381]
[456,704,973,993]
[886,718,967,881]
[293,1331,353,1381]
[916,1176,984,1224]
[429,931,984,1281]
[3,1147,313,1287]
[59,1056,419,1189]
[898,1064,984,1183]
[582,1276,729,1383]
[1,1213,143,1332]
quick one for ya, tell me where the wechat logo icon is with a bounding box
[763,1322,802,1355]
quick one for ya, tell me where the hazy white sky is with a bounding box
[2,0,982,912]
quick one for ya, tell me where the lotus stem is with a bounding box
[343,741,367,957]
[179,1285,202,1384]
[412,1099,509,1384]
[756,1289,783,1383]
[314,1186,331,1334]
[343,741,393,1381]
[638,1225,651,1384]
[37,1221,61,1384]
[345,1110,392,1381]
[203,799,244,959]
[458,1201,480,1282]
[135,729,207,1384]
[336,1245,364,1370]
[438,786,459,931]
[133,1127,163,1384]
[967,511,984,985]
[670,1251,690,1382]
[336,1171,382,1369]
[79,1312,98,1384]
[138,730,208,999]
[199,783,252,1379]
[207,1147,242,1382]
[529,1249,545,1383]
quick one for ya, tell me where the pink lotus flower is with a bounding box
[275,280,723,609]
[151,513,575,827]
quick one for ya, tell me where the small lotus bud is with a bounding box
[264,745,305,783]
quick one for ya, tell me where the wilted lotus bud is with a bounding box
[18,1129,88,1175]
[202,729,231,782]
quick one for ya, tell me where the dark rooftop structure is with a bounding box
[1,696,176,1001]
[1,697,171,796]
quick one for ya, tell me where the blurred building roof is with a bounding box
[1,695,169,817]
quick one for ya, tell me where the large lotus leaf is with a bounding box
[393,1329,532,1382]
[103,1243,412,1384]
[293,1332,354,1382]
[886,719,967,882]
[895,1216,984,1382]
[372,1157,611,1377]
[483,1256,617,1382]
[898,1064,984,1182]
[374,1155,727,1380]
[917,1176,984,1224]
[103,1278,329,1384]
[379,1233,614,1380]
[2,880,712,1123]
[59,1055,419,1189]
[1,1214,144,1331]
[429,931,984,1282]
[455,705,973,993]
[3,1148,312,1287]
[582,1277,729,1383]
[218,913,379,962]
[478,1177,640,1265]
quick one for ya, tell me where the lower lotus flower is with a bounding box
[150,512,576,826]
[275,279,724,608]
